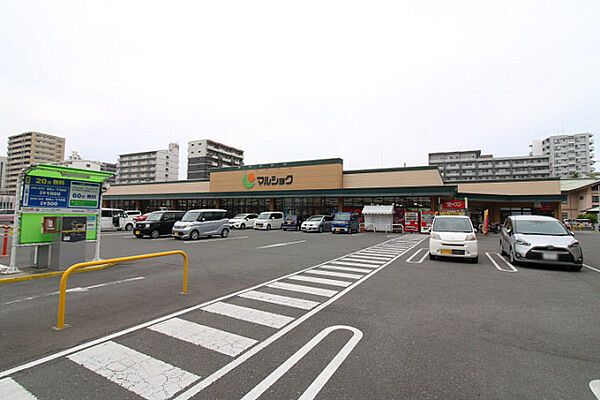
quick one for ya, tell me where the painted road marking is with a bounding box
[329,260,380,269]
[184,236,248,244]
[305,269,365,280]
[342,257,382,264]
[1,235,426,398]
[68,341,198,400]
[148,318,257,357]
[266,282,338,298]
[485,252,518,273]
[257,240,307,249]
[590,380,600,399]
[239,290,319,310]
[584,264,600,273]
[1,277,146,306]
[319,265,374,274]
[202,301,294,329]
[357,251,395,257]
[361,249,398,255]
[288,275,352,287]
[406,248,429,263]
[0,377,37,399]
[240,326,363,400]
[348,254,391,261]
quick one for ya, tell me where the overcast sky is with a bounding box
[1,1,599,178]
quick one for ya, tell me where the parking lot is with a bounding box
[1,228,599,399]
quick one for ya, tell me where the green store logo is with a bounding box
[243,172,256,189]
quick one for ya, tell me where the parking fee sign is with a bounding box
[22,176,101,210]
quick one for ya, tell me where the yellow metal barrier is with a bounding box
[55,250,189,330]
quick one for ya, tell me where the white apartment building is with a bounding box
[59,151,118,184]
[118,143,179,184]
[0,156,7,190]
[429,150,551,182]
[187,139,243,180]
[530,133,595,178]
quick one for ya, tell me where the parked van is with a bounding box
[332,212,360,234]
[172,209,230,240]
[100,208,135,231]
[134,210,186,239]
[254,211,284,230]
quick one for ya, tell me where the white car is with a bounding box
[429,215,478,263]
[254,211,284,230]
[229,213,258,229]
[100,208,135,231]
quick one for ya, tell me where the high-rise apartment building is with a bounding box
[118,143,179,184]
[0,156,7,190]
[530,133,595,178]
[59,151,118,185]
[187,139,244,179]
[429,150,551,182]
[5,132,66,192]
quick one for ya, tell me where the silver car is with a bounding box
[301,215,333,233]
[172,209,230,240]
[499,215,583,271]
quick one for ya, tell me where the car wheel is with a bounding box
[125,223,133,231]
[569,264,583,272]
[221,228,229,238]
[267,224,271,231]
[319,226,323,233]
[499,240,506,255]
[150,229,160,239]
[240,223,245,229]
[429,253,436,260]
[190,230,199,240]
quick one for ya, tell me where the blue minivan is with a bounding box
[331,212,360,234]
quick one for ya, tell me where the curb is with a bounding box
[0,262,118,284]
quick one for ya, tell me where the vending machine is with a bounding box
[404,211,420,232]
[420,211,435,233]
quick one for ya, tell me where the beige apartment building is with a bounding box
[5,132,66,193]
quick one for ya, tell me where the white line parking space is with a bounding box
[240,325,363,400]
[583,264,600,273]
[406,248,428,263]
[257,240,307,249]
[485,252,518,272]
[590,380,600,399]
[0,235,426,399]
[184,236,248,244]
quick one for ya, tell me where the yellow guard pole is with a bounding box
[55,250,188,330]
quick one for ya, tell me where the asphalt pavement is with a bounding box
[0,229,599,399]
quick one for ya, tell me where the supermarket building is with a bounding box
[103,158,564,225]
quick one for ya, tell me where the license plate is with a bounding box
[173,232,178,236]
[441,249,452,255]
[542,252,558,260]
[135,231,140,235]
[335,228,340,232]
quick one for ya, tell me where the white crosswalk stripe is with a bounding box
[305,269,365,280]
[349,254,391,261]
[319,265,374,274]
[342,257,382,264]
[203,301,294,328]
[330,260,380,268]
[266,282,338,297]
[0,378,37,399]
[68,341,198,400]
[148,318,258,357]
[288,275,352,287]
[239,290,319,310]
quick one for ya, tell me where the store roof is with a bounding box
[585,206,600,213]
[362,205,395,215]
[560,178,600,192]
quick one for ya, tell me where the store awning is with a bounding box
[585,206,600,213]
[362,205,394,215]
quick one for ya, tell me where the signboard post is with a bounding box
[6,164,112,273]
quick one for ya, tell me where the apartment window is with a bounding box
[593,196,599,203]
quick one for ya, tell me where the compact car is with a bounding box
[301,215,333,233]
[429,215,478,263]
[134,210,186,239]
[254,211,284,230]
[229,213,258,229]
[172,209,230,240]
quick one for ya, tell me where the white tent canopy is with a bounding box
[362,205,394,215]
[362,205,395,231]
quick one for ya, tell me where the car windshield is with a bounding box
[232,214,247,219]
[182,211,201,222]
[514,220,569,235]
[285,215,297,221]
[257,213,271,219]
[335,214,351,221]
[308,216,322,221]
[145,212,162,221]
[432,218,472,233]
